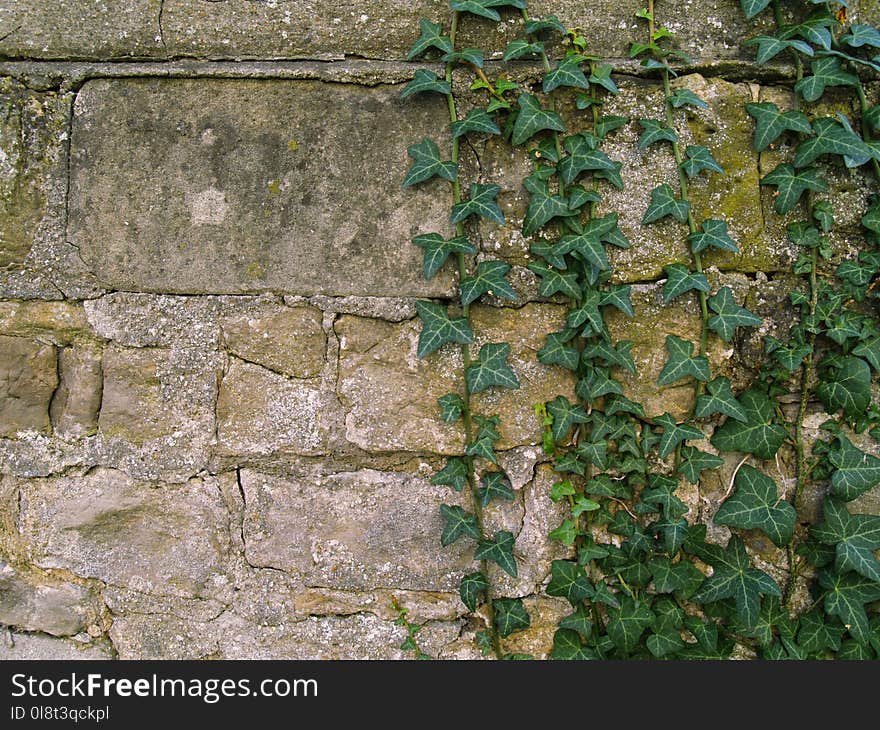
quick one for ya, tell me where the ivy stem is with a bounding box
[445,10,502,660]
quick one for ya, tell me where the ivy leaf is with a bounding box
[853,334,880,372]
[415,301,474,358]
[559,605,593,639]
[819,569,880,645]
[493,597,530,638]
[650,557,692,593]
[710,388,786,459]
[600,285,634,316]
[739,0,771,19]
[512,93,566,146]
[714,465,797,547]
[582,339,636,373]
[528,261,582,299]
[817,356,871,418]
[549,518,579,546]
[530,238,568,269]
[450,183,504,225]
[439,504,481,546]
[794,118,873,168]
[441,47,484,68]
[449,0,502,21]
[607,597,655,654]
[475,530,518,577]
[466,343,520,393]
[459,571,489,612]
[547,560,595,605]
[745,102,813,152]
[477,471,515,507]
[647,628,685,658]
[812,498,880,584]
[658,335,711,385]
[707,287,762,342]
[695,376,747,422]
[764,335,812,371]
[842,24,880,49]
[688,219,739,254]
[682,145,724,178]
[544,56,590,92]
[596,115,628,139]
[641,473,689,518]
[744,35,814,64]
[692,536,781,629]
[662,263,710,302]
[761,164,827,215]
[538,330,580,371]
[403,138,458,187]
[566,185,602,211]
[412,233,476,280]
[451,108,500,139]
[829,436,880,502]
[400,69,452,99]
[558,232,608,271]
[522,175,572,236]
[669,89,707,109]
[432,457,469,492]
[547,395,590,443]
[466,415,501,464]
[558,134,617,184]
[794,56,859,103]
[525,15,567,35]
[551,628,597,660]
[796,608,843,654]
[638,118,678,148]
[438,393,464,423]
[654,413,704,460]
[406,18,453,59]
[460,260,517,306]
[504,39,544,60]
[589,63,619,93]
[678,445,725,484]
[642,184,691,224]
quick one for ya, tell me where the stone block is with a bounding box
[0,335,57,437]
[49,344,102,439]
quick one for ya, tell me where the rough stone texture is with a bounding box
[69,78,453,297]
[49,344,102,438]
[0,335,57,437]
[0,632,113,660]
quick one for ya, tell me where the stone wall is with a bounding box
[0,1,878,659]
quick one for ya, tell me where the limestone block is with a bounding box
[0,335,57,437]
[49,344,102,439]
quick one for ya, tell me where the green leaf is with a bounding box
[600,285,634,316]
[466,415,501,464]
[451,108,500,139]
[546,395,590,443]
[558,134,617,184]
[817,356,872,418]
[692,536,781,629]
[812,498,880,584]
[678,446,725,484]
[710,388,786,459]
[450,0,502,21]
[794,56,859,103]
[862,199,880,233]
[658,335,711,385]
[739,0,771,19]
[582,339,636,373]
[406,18,453,59]
[745,102,813,152]
[538,330,580,371]
[662,263,710,303]
[438,393,464,423]
[544,56,590,92]
[530,238,568,269]
[654,413,704,459]
[475,630,493,656]
[460,260,517,306]
[682,145,724,178]
[669,89,707,109]
[459,571,489,612]
[503,39,544,61]
[745,35,814,64]
[707,287,762,342]
[412,233,475,280]
[466,342,519,394]
[522,174,571,236]
[559,605,593,638]
[853,335,880,372]
[796,608,843,654]
[403,138,458,188]
[688,218,739,255]
[842,24,880,49]
[643,184,691,224]
[415,301,474,358]
[512,93,566,146]
[528,261,582,299]
[400,69,452,99]
[596,115,628,139]
[525,15,566,35]
[641,474,689,519]
[441,47,484,68]
[557,232,608,272]
[572,496,600,517]
[761,164,827,215]
[819,569,880,645]
[607,597,655,654]
[439,504,480,546]
[493,597,530,638]
[714,465,796,547]
[547,560,595,605]
[432,457,469,492]
[476,471,515,508]
[638,118,678,148]
[549,518,579,546]
[589,63,619,93]
[829,436,880,502]
[450,183,504,225]
[551,628,597,660]
[695,376,748,422]
[794,117,873,168]
[765,334,812,371]
[647,628,685,658]
[475,530,518,577]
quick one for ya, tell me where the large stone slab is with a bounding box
[0,335,57,437]
[69,78,452,297]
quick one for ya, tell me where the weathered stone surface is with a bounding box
[0,562,101,636]
[499,595,569,659]
[337,303,576,454]
[0,300,91,344]
[69,78,452,297]
[216,358,330,456]
[240,467,472,590]
[17,469,236,601]
[304,295,417,322]
[49,344,102,439]
[221,305,325,378]
[0,632,113,660]
[0,335,57,437]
